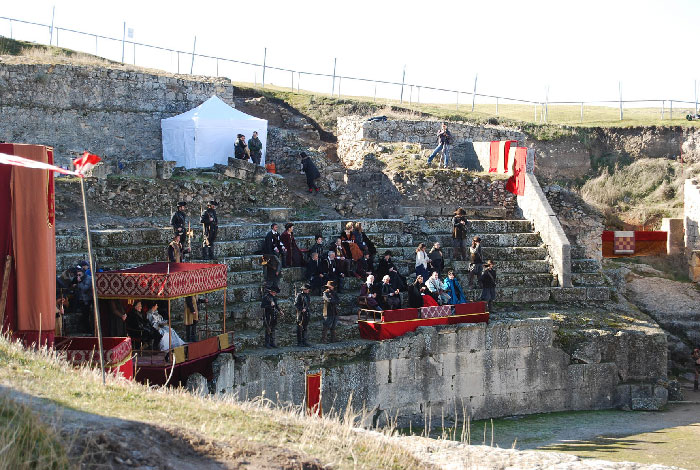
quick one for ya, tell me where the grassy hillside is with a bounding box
[0,336,431,470]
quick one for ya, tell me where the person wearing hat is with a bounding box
[281,223,305,267]
[263,223,287,267]
[322,280,340,343]
[295,284,313,347]
[376,250,406,292]
[452,207,469,261]
[171,201,192,260]
[248,131,263,166]
[200,201,219,260]
[468,236,484,288]
[261,285,282,348]
[234,134,249,160]
[300,152,321,193]
[479,260,497,313]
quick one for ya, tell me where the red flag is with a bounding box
[73,152,101,176]
[0,151,80,176]
[506,147,527,196]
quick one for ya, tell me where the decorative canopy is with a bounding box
[96,262,227,300]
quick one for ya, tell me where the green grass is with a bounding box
[0,336,430,470]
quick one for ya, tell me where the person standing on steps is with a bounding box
[261,286,282,349]
[234,134,249,160]
[480,260,497,313]
[429,242,444,277]
[262,253,281,293]
[300,152,321,193]
[295,284,313,347]
[468,236,484,288]
[248,131,263,165]
[263,223,287,267]
[452,207,469,261]
[322,281,339,343]
[200,200,218,260]
[171,201,193,258]
[427,122,452,168]
[693,348,700,391]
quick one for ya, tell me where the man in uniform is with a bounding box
[261,286,282,349]
[322,280,339,343]
[184,295,203,342]
[200,200,219,260]
[248,131,263,166]
[171,201,192,260]
[295,284,312,347]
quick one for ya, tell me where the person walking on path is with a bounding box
[300,152,321,193]
[480,260,497,313]
[427,122,453,168]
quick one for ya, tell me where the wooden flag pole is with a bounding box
[79,176,106,385]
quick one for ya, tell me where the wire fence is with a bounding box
[2,14,699,126]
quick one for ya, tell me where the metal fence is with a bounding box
[1,15,699,126]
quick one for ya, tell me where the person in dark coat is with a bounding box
[309,235,326,259]
[322,281,339,343]
[200,200,219,260]
[324,251,345,293]
[359,274,382,311]
[263,223,287,266]
[248,131,263,165]
[353,222,376,267]
[305,251,325,295]
[125,300,162,349]
[261,286,282,348]
[376,251,406,292]
[262,253,281,293]
[468,236,484,288]
[452,207,469,261]
[408,275,427,308]
[171,201,192,256]
[295,284,312,347]
[281,223,305,267]
[380,275,402,310]
[429,242,444,277]
[234,134,249,160]
[300,152,321,193]
[480,260,497,313]
[427,122,453,168]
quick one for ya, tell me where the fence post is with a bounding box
[338,77,341,98]
[133,41,136,65]
[661,100,664,120]
[374,84,377,103]
[9,19,12,39]
[695,79,698,115]
[580,102,583,123]
[409,85,413,105]
[298,72,301,92]
[496,97,499,116]
[400,65,406,104]
[471,73,478,112]
[55,27,59,47]
[331,57,336,95]
[49,5,55,44]
[456,91,459,110]
[534,104,537,122]
[618,81,623,120]
[670,100,673,120]
[94,34,98,55]
[262,47,267,88]
[121,22,125,63]
[190,36,196,74]
[177,52,180,74]
[417,86,420,104]
[216,58,219,77]
[291,71,294,92]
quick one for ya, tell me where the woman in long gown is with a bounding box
[281,223,304,267]
[145,302,186,350]
[415,243,430,281]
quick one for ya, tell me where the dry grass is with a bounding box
[0,336,432,470]
[580,158,700,227]
[0,395,72,470]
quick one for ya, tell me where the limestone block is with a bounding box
[661,218,684,255]
[566,363,586,389]
[550,287,587,302]
[211,353,236,394]
[436,328,459,354]
[185,372,210,396]
[455,323,487,352]
[531,319,554,346]
[452,370,484,398]
[390,357,417,381]
[485,323,510,350]
[157,160,175,179]
[586,287,611,301]
[507,321,534,348]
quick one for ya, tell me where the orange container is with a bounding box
[265,163,276,174]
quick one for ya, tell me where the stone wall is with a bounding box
[0,63,234,166]
[210,319,667,424]
[685,178,700,282]
[337,117,525,169]
[517,174,572,287]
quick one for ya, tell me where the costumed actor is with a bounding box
[261,286,282,348]
[322,281,339,343]
[200,200,219,260]
[295,284,313,347]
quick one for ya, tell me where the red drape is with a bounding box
[506,147,527,196]
[306,373,322,416]
[358,312,489,341]
[0,144,55,346]
[601,231,667,258]
[489,141,500,172]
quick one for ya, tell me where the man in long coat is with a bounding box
[200,200,219,260]
[301,152,321,193]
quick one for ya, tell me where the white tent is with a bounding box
[161,95,268,169]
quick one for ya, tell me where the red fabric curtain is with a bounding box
[602,231,667,258]
[506,147,527,196]
[0,144,55,346]
[306,373,322,416]
[489,141,500,172]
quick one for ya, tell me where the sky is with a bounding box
[2,0,699,106]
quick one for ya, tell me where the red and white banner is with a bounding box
[72,152,101,175]
[0,152,79,176]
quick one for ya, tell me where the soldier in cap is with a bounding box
[294,283,313,347]
[261,285,282,348]
[322,280,340,343]
[200,200,219,260]
[171,201,192,260]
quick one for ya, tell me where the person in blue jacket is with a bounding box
[443,270,466,305]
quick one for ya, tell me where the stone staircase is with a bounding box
[55,208,612,350]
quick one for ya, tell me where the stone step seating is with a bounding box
[400,205,508,220]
